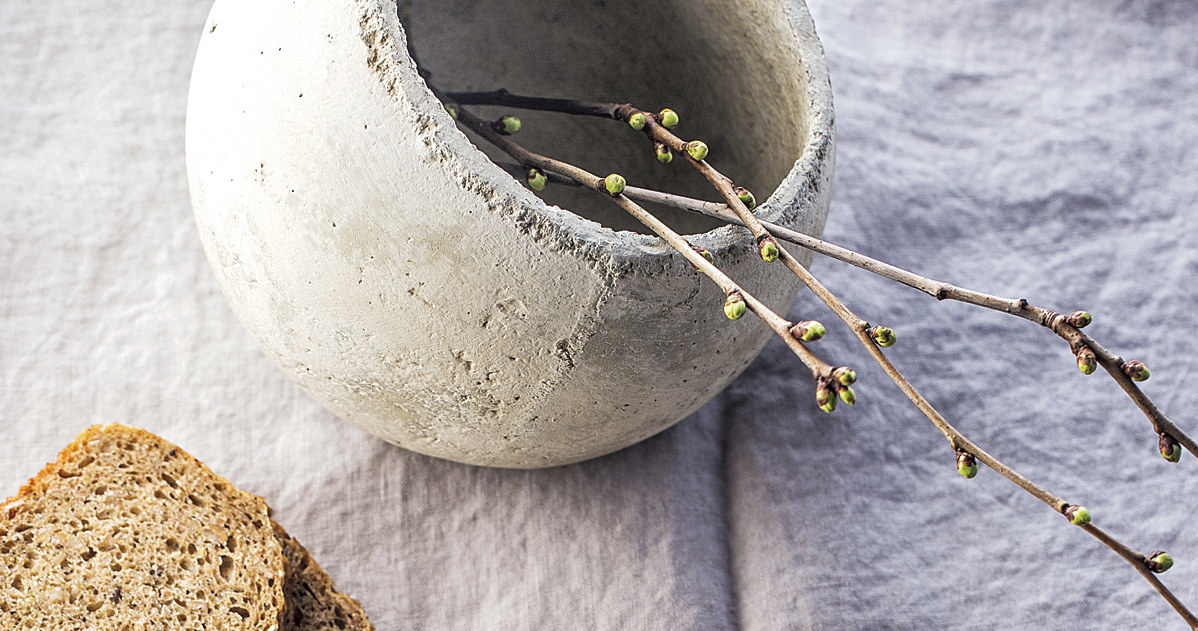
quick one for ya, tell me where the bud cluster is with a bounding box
[814,366,857,413]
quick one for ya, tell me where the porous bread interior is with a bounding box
[274,522,374,631]
[0,424,285,630]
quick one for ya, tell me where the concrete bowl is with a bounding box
[186,0,834,467]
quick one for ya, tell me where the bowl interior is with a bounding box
[405,0,814,235]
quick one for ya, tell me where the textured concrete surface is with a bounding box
[187,0,834,467]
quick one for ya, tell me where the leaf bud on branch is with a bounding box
[1075,346,1097,375]
[956,450,979,479]
[654,142,673,164]
[1064,504,1092,526]
[493,114,521,135]
[603,173,626,196]
[691,244,714,264]
[657,108,679,129]
[815,380,836,414]
[526,168,548,191]
[723,292,747,320]
[734,186,756,209]
[790,320,826,342]
[1160,433,1182,463]
[868,325,897,348]
[1145,551,1175,574]
[836,384,857,406]
[1122,360,1150,382]
[1067,310,1092,328]
[832,366,857,387]
[759,237,781,262]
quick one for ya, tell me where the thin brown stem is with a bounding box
[494,159,1196,462]
[1084,524,1198,628]
[436,86,1196,629]
[676,194,1196,461]
[445,89,621,118]
[436,90,835,381]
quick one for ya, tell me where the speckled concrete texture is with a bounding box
[186,0,834,467]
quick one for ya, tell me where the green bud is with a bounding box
[816,384,837,414]
[1146,551,1174,574]
[1160,433,1182,463]
[444,102,459,120]
[723,292,746,320]
[870,326,897,348]
[526,168,548,191]
[1076,347,1097,375]
[1122,360,1149,382]
[735,186,757,209]
[837,385,856,406]
[495,115,521,135]
[691,245,714,264]
[628,112,647,130]
[1067,310,1092,329]
[685,140,709,161]
[654,142,673,164]
[658,108,679,129]
[759,239,780,262]
[603,173,626,196]
[832,367,857,387]
[790,320,826,343]
[956,452,978,479]
[1065,505,1091,526]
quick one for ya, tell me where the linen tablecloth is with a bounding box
[3,1,1195,628]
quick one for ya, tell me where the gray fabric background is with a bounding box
[3,1,1196,629]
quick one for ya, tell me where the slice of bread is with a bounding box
[0,424,286,630]
[274,522,375,631]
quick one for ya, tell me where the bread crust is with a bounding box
[273,521,375,631]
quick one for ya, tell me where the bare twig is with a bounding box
[436,88,838,383]
[439,87,1196,628]
[495,153,1197,462]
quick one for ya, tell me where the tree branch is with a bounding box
[436,84,1196,628]
[495,157,1196,463]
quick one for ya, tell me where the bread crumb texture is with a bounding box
[0,424,285,630]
